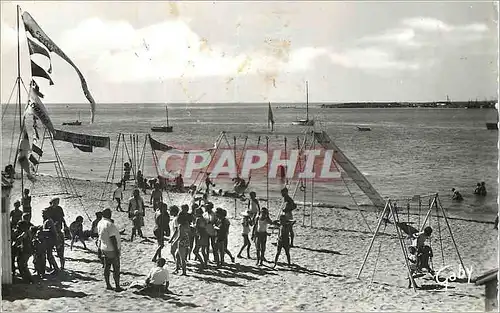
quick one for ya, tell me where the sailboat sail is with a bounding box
[268,103,275,131]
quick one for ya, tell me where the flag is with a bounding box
[31,80,44,98]
[22,11,96,123]
[33,116,40,140]
[27,37,52,73]
[268,102,275,131]
[17,129,33,180]
[73,144,93,153]
[28,81,55,132]
[31,60,54,85]
[53,129,110,149]
[32,143,43,157]
[29,154,39,166]
[148,135,212,154]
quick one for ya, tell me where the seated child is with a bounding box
[133,258,170,295]
[69,216,87,250]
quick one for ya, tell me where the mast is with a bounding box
[305,81,309,120]
[16,4,24,194]
[166,105,169,127]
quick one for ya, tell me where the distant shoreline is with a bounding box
[320,100,497,109]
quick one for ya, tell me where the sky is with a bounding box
[0,1,498,104]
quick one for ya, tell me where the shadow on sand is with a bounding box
[275,263,345,278]
[134,291,199,308]
[271,243,343,255]
[2,283,88,301]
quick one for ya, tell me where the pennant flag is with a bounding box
[27,37,52,73]
[53,129,110,149]
[32,143,43,157]
[31,80,44,98]
[28,81,55,132]
[29,154,39,166]
[31,60,54,85]
[148,135,212,155]
[72,144,93,153]
[268,102,275,131]
[17,129,34,180]
[22,11,96,123]
[33,116,40,140]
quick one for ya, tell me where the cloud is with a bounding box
[58,17,326,83]
[360,17,491,48]
[329,48,420,71]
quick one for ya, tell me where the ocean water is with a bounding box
[1,103,498,221]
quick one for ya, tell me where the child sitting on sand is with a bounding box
[237,210,253,259]
[132,258,170,296]
[130,210,144,241]
[69,216,87,250]
[252,207,273,266]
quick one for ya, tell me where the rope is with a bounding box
[1,77,18,120]
[436,203,445,267]
[339,171,373,233]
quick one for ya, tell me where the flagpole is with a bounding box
[17,4,25,194]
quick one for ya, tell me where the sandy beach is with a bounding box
[1,175,497,312]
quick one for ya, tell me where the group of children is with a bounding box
[10,192,78,283]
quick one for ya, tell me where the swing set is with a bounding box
[357,193,467,291]
[182,130,377,236]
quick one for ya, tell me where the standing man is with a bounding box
[97,208,124,291]
[47,198,68,270]
[281,188,297,247]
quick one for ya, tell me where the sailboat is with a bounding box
[151,105,173,132]
[292,81,314,126]
[62,111,82,126]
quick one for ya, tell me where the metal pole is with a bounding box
[16,5,24,195]
[419,195,437,232]
[266,136,269,205]
[357,201,389,279]
[437,195,467,273]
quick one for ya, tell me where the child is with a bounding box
[169,205,180,261]
[237,210,253,259]
[214,208,234,266]
[133,258,170,295]
[169,212,191,275]
[31,226,47,278]
[150,184,163,212]
[193,207,208,268]
[113,183,123,212]
[252,207,273,266]
[122,162,131,190]
[130,210,144,241]
[22,188,32,214]
[273,215,296,268]
[248,192,260,221]
[69,216,87,250]
[10,200,23,228]
[12,220,34,283]
[407,245,419,288]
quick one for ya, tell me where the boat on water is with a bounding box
[292,81,315,126]
[62,112,82,126]
[357,126,371,131]
[486,122,498,130]
[151,105,173,133]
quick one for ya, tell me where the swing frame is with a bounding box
[357,193,468,292]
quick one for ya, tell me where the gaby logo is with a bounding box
[156,147,342,182]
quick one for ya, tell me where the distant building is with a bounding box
[474,268,498,312]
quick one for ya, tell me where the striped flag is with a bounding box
[32,143,43,157]
[22,11,96,123]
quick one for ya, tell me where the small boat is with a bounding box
[357,126,371,131]
[293,81,315,126]
[62,111,82,126]
[486,122,498,130]
[151,105,173,133]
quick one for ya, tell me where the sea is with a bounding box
[1,103,498,222]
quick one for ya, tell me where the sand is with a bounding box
[1,175,497,312]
